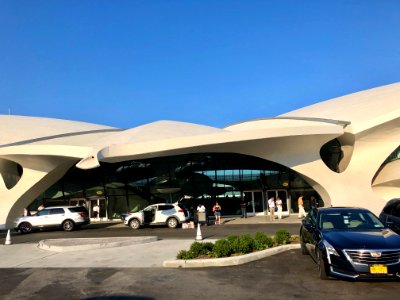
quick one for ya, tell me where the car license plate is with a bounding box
[370,265,387,274]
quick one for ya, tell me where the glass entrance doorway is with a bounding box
[243,190,264,216]
[266,190,289,216]
[88,197,107,221]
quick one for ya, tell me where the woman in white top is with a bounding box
[276,197,283,220]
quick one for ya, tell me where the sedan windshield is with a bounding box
[319,211,385,230]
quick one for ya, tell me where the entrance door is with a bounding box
[88,198,107,221]
[243,190,264,216]
[266,190,289,215]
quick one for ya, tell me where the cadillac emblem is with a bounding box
[370,251,382,258]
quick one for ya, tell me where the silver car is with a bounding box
[14,206,90,234]
[124,203,188,229]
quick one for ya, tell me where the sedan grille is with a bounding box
[344,249,400,265]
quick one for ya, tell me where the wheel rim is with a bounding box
[168,218,177,228]
[130,219,139,229]
[64,221,73,231]
[20,223,31,233]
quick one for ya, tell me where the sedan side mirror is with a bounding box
[302,220,315,230]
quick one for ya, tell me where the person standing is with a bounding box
[23,207,31,216]
[213,202,222,225]
[93,204,100,220]
[197,203,206,213]
[276,197,283,220]
[196,203,206,225]
[268,196,275,221]
[298,195,306,218]
[240,197,247,218]
[310,196,319,209]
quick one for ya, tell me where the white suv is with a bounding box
[124,203,188,229]
[14,206,90,234]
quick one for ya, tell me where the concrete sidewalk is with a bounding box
[0,237,195,268]
[0,214,301,269]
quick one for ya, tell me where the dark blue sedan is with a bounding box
[300,207,400,280]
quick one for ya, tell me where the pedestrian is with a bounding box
[197,203,206,213]
[298,195,306,218]
[268,196,275,221]
[93,204,100,220]
[38,203,45,211]
[240,197,247,218]
[196,203,206,225]
[310,196,319,209]
[212,202,222,224]
[23,207,31,216]
[276,197,283,220]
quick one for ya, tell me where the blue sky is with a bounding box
[1,0,400,129]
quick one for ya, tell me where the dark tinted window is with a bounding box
[305,209,316,226]
[383,202,396,214]
[393,204,400,217]
[69,206,88,213]
[158,205,174,211]
[36,209,49,216]
[49,208,65,215]
[309,210,317,225]
[320,211,384,230]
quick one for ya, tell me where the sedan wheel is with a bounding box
[19,222,32,234]
[167,217,178,229]
[62,220,75,231]
[129,218,140,230]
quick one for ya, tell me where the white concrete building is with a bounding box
[1,83,399,229]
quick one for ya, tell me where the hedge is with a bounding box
[176,229,292,259]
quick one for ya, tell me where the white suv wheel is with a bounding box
[167,217,178,228]
[129,218,140,229]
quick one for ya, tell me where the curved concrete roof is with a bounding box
[94,120,225,146]
[1,82,399,166]
[0,115,117,147]
[280,82,400,134]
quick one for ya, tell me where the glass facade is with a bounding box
[31,153,321,218]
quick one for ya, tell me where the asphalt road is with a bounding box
[0,250,397,300]
[0,222,301,244]
[1,223,398,299]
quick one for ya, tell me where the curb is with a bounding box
[163,243,300,268]
[38,236,158,252]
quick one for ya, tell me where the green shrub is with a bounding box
[232,234,254,254]
[177,231,291,260]
[186,242,215,258]
[176,250,194,260]
[189,242,205,257]
[201,242,215,254]
[213,239,232,258]
[274,229,291,245]
[226,235,239,253]
[226,235,239,244]
[254,232,274,250]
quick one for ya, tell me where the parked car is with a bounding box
[379,198,400,234]
[124,203,188,229]
[300,207,400,280]
[14,206,90,234]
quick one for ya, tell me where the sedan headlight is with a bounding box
[323,240,339,257]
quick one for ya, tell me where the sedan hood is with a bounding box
[324,229,400,249]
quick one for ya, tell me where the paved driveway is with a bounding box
[0,250,397,300]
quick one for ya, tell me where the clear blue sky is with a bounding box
[1,0,399,129]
